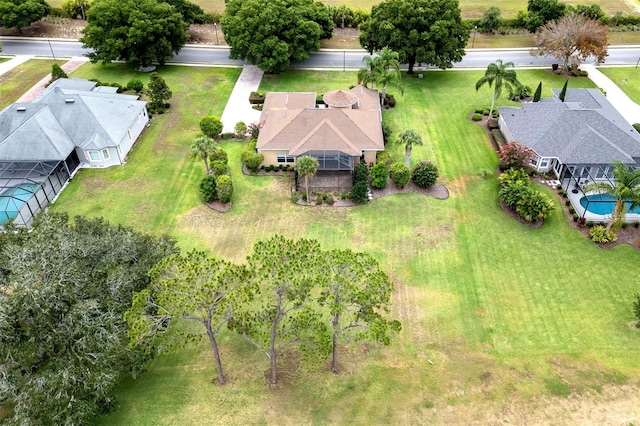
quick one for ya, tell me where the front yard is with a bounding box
[47,64,640,424]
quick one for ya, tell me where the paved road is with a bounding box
[1,37,639,69]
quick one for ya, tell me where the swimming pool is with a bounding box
[579,194,640,215]
[0,184,40,225]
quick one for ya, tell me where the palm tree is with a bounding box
[296,155,319,203]
[583,161,640,232]
[375,47,403,106]
[357,55,381,90]
[190,135,216,174]
[475,59,521,118]
[396,129,423,166]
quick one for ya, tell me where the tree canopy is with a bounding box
[0,212,177,424]
[220,0,333,73]
[0,0,50,33]
[80,0,189,69]
[530,14,608,70]
[359,0,469,73]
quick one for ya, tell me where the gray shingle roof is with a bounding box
[498,88,640,165]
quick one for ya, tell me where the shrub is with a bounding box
[568,205,575,214]
[573,213,579,221]
[353,161,369,185]
[472,113,483,121]
[475,107,484,114]
[248,122,260,139]
[234,121,247,139]
[577,217,586,227]
[51,63,68,83]
[200,116,223,139]
[565,199,571,206]
[515,187,554,222]
[349,181,369,204]
[243,152,263,173]
[634,222,640,228]
[221,132,234,140]
[492,129,507,147]
[622,222,629,229]
[498,168,529,187]
[209,160,227,177]
[589,225,617,243]
[381,122,392,145]
[249,91,265,104]
[370,163,388,189]
[508,82,532,101]
[412,161,439,188]
[215,175,233,203]
[209,146,228,165]
[376,150,393,167]
[389,162,411,188]
[126,78,144,93]
[200,175,217,202]
[498,141,535,170]
[499,181,530,210]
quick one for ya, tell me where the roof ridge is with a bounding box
[587,123,635,163]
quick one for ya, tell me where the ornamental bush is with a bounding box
[353,161,369,185]
[200,116,223,139]
[349,181,369,204]
[210,146,228,165]
[589,225,617,243]
[498,141,535,170]
[215,175,233,203]
[472,113,483,121]
[411,161,439,188]
[389,162,411,188]
[370,163,388,189]
[234,121,247,139]
[242,152,263,173]
[210,160,228,177]
[200,175,217,202]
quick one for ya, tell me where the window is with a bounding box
[539,158,549,168]
[88,150,101,161]
[277,154,295,163]
[530,155,539,166]
[101,149,110,160]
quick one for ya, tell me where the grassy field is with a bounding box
[0,59,60,109]
[46,62,640,423]
[600,66,640,102]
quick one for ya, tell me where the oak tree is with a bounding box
[0,0,50,33]
[359,0,469,73]
[530,14,608,70]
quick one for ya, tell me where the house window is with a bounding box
[277,154,295,163]
[530,155,539,166]
[101,149,110,160]
[539,158,549,168]
[88,150,101,161]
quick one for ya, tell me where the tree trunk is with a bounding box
[331,313,340,373]
[381,85,387,107]
[404,146,411,167]
[204,154,210,175]
[607,199,625,232]
[205,322,226,385]
[489,91,497,119]
[269,292,282,387]
[304,175,310,204]
[408,61,415,74]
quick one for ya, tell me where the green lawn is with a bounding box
[46,65,640,424]
[0,59,60,109]
[600,67,640,103]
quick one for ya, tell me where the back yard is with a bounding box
[47,64,640,424]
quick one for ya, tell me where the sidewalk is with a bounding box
[583,64,640,125]
[220,65,263,133]
[16,56,89,102]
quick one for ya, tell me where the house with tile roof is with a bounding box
[498,88,640,220]
[256,85,384,172]
[0,78,148,227]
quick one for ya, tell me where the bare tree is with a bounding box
[530,14,608,70]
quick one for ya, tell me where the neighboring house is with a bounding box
[498,88,640,219]
[256,85,384,171]
[0,78,148,227]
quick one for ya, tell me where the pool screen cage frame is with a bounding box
[301,150,353,171]
[0,154,79,228]
[560,163,623,214]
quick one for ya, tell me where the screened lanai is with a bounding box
[301,150,354,171]
[0,152,79,227]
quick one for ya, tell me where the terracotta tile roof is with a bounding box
[257,85,383,155]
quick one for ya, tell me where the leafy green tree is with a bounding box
[0,212,177,424]
[524,0,566,32]
[215,175,233,203]
[412,160,439,188]
[200,115,223,139]
[359,0,469,73]
[191,136,217,174]
[147,71,172,109]
[61,0,89,19]
[0,0,50,33]
[475,59,521,118]
[80,0,188,69]
[533,82,542,102]
[49,63,68,85]
[230,236,330,386]
[126,251,253,385]
[479,6,503,33]
[296,155,319,203]
[396,129,423,166]
[319,249,401,373]
[221,0,333,73]
[234,121,247,139]
[164,0,207,24]
[389,162,411,188]
[127,78,144,93]
[583,161,640,232]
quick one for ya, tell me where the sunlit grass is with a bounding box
[0,59,60,109]
[599,66,640,103]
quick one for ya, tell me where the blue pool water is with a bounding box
[579,194,640,215]
[0,184,40,224]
